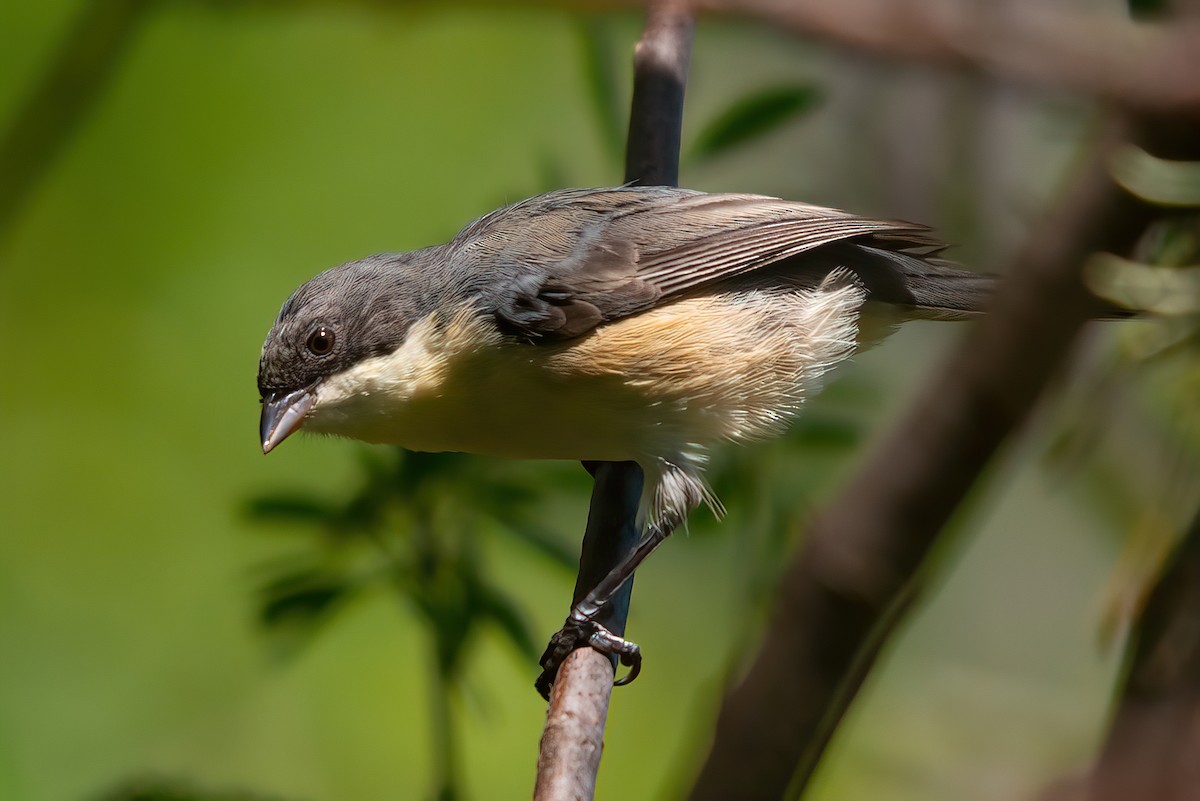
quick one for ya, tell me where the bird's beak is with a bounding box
[260,387,316,454]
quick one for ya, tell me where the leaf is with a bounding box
[1085,254,1200,316]
[243,494,337,525]
[577,18,625,161]
[789,415,862,450]
[690,85,823,163]
[258,569,350,629]
[1127,0,1169,18]
[1110,144,1200,207]
[492,520,578,570]
[474,580,540,662]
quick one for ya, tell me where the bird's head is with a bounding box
[257,252,440,453]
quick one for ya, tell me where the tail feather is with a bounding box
[846,244,997,319]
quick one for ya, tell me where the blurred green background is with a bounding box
[1,2,1169,800]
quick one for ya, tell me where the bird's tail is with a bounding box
[841,243,997,320]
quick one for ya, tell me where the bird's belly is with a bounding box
[307,344,669,462]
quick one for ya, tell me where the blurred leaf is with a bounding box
[536,153,569,194]
[1110,144,1200,207]
[243,494,338,525]
[474,579,540,662]
[1099,512,1179,648]
[577,18,625,161]
[789,414,862,450]
[94,775,294,801]
[1137,216,1200,267]
[493,519,578,569]
[258,568,351,629]
[1127,0,1169,18]
[1085,253,1200,315]
[690,85,823,163]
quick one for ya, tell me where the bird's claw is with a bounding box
[590,625,642,686]
[535,618,643,700]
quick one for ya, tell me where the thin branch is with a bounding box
[0,0,153,246]
[534,649,616,801]
[533,2,695,799]
[688,116,1161,801]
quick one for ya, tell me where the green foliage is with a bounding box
[689,84,823,164]
[247,449,573,670]
[577,17,627,162]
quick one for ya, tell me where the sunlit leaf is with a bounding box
[690,85,822,163]
[1085,253,1200,315]
[1110,144,1200,207]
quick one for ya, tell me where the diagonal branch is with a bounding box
[687,116,1161,801]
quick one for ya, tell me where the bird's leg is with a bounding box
[535,508,683,700]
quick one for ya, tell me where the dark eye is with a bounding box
[306,326,335,356]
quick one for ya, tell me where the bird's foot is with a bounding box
[535,616,642,700]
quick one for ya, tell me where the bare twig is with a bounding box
[0,0,153,246]
[688,116,1160,801]
[534,649,616,801]
[534,2,695,799]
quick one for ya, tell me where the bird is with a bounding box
[257,185,995,696]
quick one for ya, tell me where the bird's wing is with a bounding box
[455,187,952,340]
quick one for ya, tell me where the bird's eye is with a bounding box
[306,326,335,356]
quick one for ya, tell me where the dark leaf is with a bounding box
[243,495,337,525]
[491,517,578,570]
[789,415,862,449]
[690,85,823,163]
[258,569,350,629]
[1127,0,1169,18]
[474,580,540,662]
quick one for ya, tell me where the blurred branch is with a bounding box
[0,0,153,247]
[688,115,1166,801]
[533,2,694,799]
[197,0,1200,117]
[695,0,1200,118]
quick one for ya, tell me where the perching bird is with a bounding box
[257,186,994,694]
